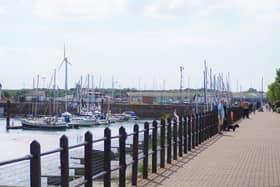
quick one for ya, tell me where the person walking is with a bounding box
[217,99,225,134]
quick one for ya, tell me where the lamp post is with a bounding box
[179,66,184,103]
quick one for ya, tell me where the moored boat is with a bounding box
[21,117,67,130]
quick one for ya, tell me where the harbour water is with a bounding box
[0,118,150,160]
[0,118,151,186]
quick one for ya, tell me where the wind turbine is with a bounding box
[59,43,71,112]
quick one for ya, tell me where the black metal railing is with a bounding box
[0,107,243,187]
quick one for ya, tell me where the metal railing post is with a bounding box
[152,120,158,173]
[183,116,188,154]
[160,119,165,168]
[85,131,93,187]
[30,140,41,187]
[178,116,183,157]
[143,122,149,179]
[173,117,177,160]
[104,128,111,187]
[119,127,127,187]
[188,115,191,151]
[60,135,69,187]
[167,118,172,164]
[132,124,139,186]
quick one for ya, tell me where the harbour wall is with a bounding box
[0,101,206,118]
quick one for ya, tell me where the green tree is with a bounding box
[267,69,280,104]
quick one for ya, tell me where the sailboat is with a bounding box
[21,72,68,130]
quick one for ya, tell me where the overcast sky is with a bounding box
[0,0,279,91]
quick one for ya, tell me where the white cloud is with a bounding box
[33,0,128,19]
[143,0,280,19]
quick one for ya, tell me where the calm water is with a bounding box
[0,118,151,160]
[0,118,152,186]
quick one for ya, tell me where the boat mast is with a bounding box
[35,74,39,117]
[64,44,68,112]
[53,68,56,116]
[87,74,90,113]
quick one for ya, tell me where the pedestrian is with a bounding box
[223,101,229,131]
[217,99,225,134]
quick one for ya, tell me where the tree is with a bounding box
[267,69,280,104]
[248,88,257,93]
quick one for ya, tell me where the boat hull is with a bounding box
[21,120,67,131]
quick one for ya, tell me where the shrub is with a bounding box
[276,107,280,113]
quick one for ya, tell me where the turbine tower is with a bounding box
[59,43,71,112]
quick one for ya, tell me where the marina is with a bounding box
[0,117,149,186]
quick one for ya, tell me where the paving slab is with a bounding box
[139,112,280,187]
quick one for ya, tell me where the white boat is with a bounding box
[68,116,98,127]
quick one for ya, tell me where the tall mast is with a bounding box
[35,74,39,117]
[203,60,207,111]
[87,74,90,112]
[180,66,184,103]
[64,44,68,112]
[53,69,56,115]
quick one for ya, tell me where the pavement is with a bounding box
[138,111,280,187]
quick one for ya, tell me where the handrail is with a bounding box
[0,154,32,166]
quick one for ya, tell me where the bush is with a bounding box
[276,107,280,113]
[275,101,280,108]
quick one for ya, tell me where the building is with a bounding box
[24,90,46,101]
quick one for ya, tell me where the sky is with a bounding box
[0,0,279,91]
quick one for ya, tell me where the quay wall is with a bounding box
[102,103,206,118]
[0,101,206,118]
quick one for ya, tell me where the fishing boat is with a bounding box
[21,117,67,130]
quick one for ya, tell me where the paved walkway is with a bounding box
[139,111,280,187]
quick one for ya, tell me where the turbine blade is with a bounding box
[64,42,66,58]
[58,59,64,70]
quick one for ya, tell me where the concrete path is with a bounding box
[139,111,280,187]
